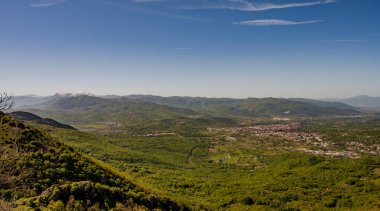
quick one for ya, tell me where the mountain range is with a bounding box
[8,94,363,127]
[14,93,379,111]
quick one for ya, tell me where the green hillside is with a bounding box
[18,95,360,129]
[126,95,360,117]
[24,95,197,125]
[0,111,186,210]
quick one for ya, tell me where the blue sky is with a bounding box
[0,0,379,98]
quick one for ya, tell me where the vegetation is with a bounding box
[124,95,360,117]
[21,95,360,127]
[34,114,380,210]
[4,94,380,210]
[0,112,187,210]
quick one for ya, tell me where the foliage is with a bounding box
[22,95,360,127]
[4,93,380,210]
[40,114,380,210]
[0,112,186,210]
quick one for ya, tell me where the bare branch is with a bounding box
[0,92,15,111]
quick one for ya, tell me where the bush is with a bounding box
[47,200,65,210]
[242,196,254,205]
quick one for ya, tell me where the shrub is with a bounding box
[242,196,254,205]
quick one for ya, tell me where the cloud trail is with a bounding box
[174,0,336,12]
[236,19,323,26]
[94,0,208,22]
[30,0,66,7]
[325,39,368,42]
[133,0,166,3]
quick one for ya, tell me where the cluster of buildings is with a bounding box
[346,141,380,156]
[207,122,379,158]
[207,122,300,133]
[298,149,359,158]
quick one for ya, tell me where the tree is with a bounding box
[0,92,14,111]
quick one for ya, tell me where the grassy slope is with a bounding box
[0,112,186,210]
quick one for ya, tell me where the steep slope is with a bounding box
[0,112,186,210]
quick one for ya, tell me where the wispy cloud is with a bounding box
[325,39,368,42]
[171,47,204,50]
[179,0,336,12]
[94,0,208,22]
[236,19,322,26]
[133,0,166,3]
[30,0,66,7]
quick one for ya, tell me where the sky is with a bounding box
[0,0,379,99]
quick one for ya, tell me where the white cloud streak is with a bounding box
[236,19,323,26]
[178,0,336,12]
[94,0,208,22]
[133,0,166,3]
[30,0,66,7]
[326,39,368,42]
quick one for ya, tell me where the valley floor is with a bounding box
[40,116,380,210]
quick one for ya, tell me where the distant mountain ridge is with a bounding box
[124,95,359,117]
[13,94,360,124]
[12,94,59,109]
[17,95,197,125]
[12,93,97,109]
[323,95,380,111]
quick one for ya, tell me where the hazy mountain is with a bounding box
[19,95,197,125]
[290,98,356,110]
[12,94,59,109]
[125,95,359,117]
[323,95,380,111]
[12,93,97,109]
[14,95,361,124]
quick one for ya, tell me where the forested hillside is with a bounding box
[0,111,186,210]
